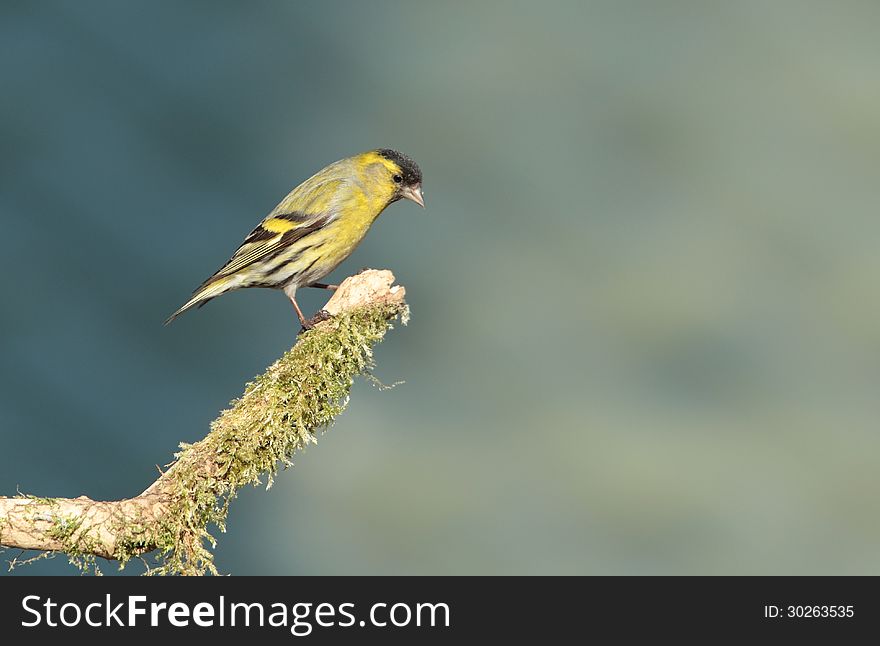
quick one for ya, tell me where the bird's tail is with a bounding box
[164,275,236,325]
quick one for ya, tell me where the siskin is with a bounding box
[166,149,423,327]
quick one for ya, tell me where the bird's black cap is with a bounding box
[378,149,422,186]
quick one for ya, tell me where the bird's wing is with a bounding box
[206,211,332,282]
[208,174,347,281]
[163,210,333,325]
[164,173,347,324]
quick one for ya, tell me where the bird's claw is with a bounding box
[299,309,333,333]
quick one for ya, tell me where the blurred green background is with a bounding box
[2,0,879,575]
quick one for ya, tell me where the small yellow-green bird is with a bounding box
[166,149,423,327]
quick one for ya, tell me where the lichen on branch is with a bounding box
[0,269,408,575]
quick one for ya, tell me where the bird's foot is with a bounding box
[299,309,333,333]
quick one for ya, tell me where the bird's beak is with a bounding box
[401,183,425,208]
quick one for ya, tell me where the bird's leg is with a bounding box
[284,283,313,330]
[289,297,311,328]
[286,283,334,331]
[290,294,333,331]
[306,282,339,291]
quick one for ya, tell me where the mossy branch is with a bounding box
[0,269,408,575]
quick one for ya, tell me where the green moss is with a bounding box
[23,494,59,505]
[46,513,103,575]
[4,501,104,574]
[5,300,405,575]
[120,301,406,575]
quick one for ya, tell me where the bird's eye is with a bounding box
[392,174,403,184]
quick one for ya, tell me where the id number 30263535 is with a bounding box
[764,605,854,619]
